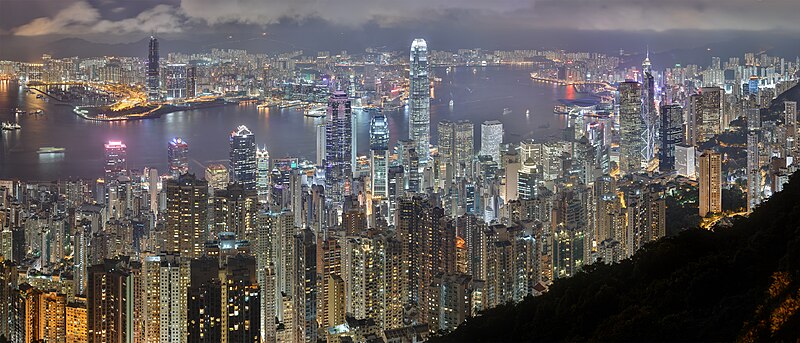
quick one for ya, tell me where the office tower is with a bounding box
[88,259,129,343]
[690,87,724,144]
[454,120,475,177]
[409,38,431,161]
[141,253,189,343]
[147,36,160,101]
[257,146,270,204]
[205,164,229,193]
[618,81,645,175]
[165,173,209,258]
[641,55,656,162]
[325,91,353,205]
[222,255,260,343]
[480,120,504,163]
[104,141,127,181]
[187,256,221,343]
[698,150,722,217]
[168,137,189,178]
[186,65,197,98]
[294,228,317,343]
[230,125,257,191]
[659,104,683,172]
[165,64,188,100]
[370,112,390,200]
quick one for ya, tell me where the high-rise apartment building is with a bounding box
[698,150,722,216]
[165,173,209,258]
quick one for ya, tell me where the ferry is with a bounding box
[1,122,21,130]
[37,147,66,154]
[503,108,512,115]
[304,107,326,118]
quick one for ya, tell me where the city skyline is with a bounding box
[2,2,800,342]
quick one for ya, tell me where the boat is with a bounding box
[553,105,568,115]
[1,122,21,130]
[33,109,44,115]
[304,107,326,118]
[14,108,26,115]
[36,94,43,99]
[37,147,66,154]
[526,109,530,117]
[503,108,512,115]
[449,99,454,109]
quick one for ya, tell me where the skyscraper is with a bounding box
[454,120,475,178]
[370,112,390,201]
[690,87,723,144]
[147,36,160,101]
[165,64,187,100]
[325,91,353,205]
[205,164,229,194]
[409,38,431,161]
[641,55,657,162]
[256,146,270,204]
[88,259,129,343]
[618,81,645,175]
[186,65,197,98]
[104,141,127,181]
[168,137,189,178]
[480,120,504,163]
[785,101,797,162]
[698,150,722,217]
[230,125,257,192]
[659,104,683,172]
[165,173,209,258]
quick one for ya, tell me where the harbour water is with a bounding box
[0,66,573,180]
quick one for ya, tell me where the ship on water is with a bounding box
[37,147,66,154]
[2,122,21,130]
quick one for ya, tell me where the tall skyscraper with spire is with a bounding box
[641,50,657,163]
[409,38,430,162]
[147,36,160,101]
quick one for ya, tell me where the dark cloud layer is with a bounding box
[4,0,800,38]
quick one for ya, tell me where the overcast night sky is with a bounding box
[2,0,800,61]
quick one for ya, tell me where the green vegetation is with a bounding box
[437,172,800,342]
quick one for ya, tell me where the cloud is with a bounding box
[178,0,534,27]
[13,0,184,36]
[10,0,800,37]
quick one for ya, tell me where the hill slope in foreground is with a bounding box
[438,174,800,342]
